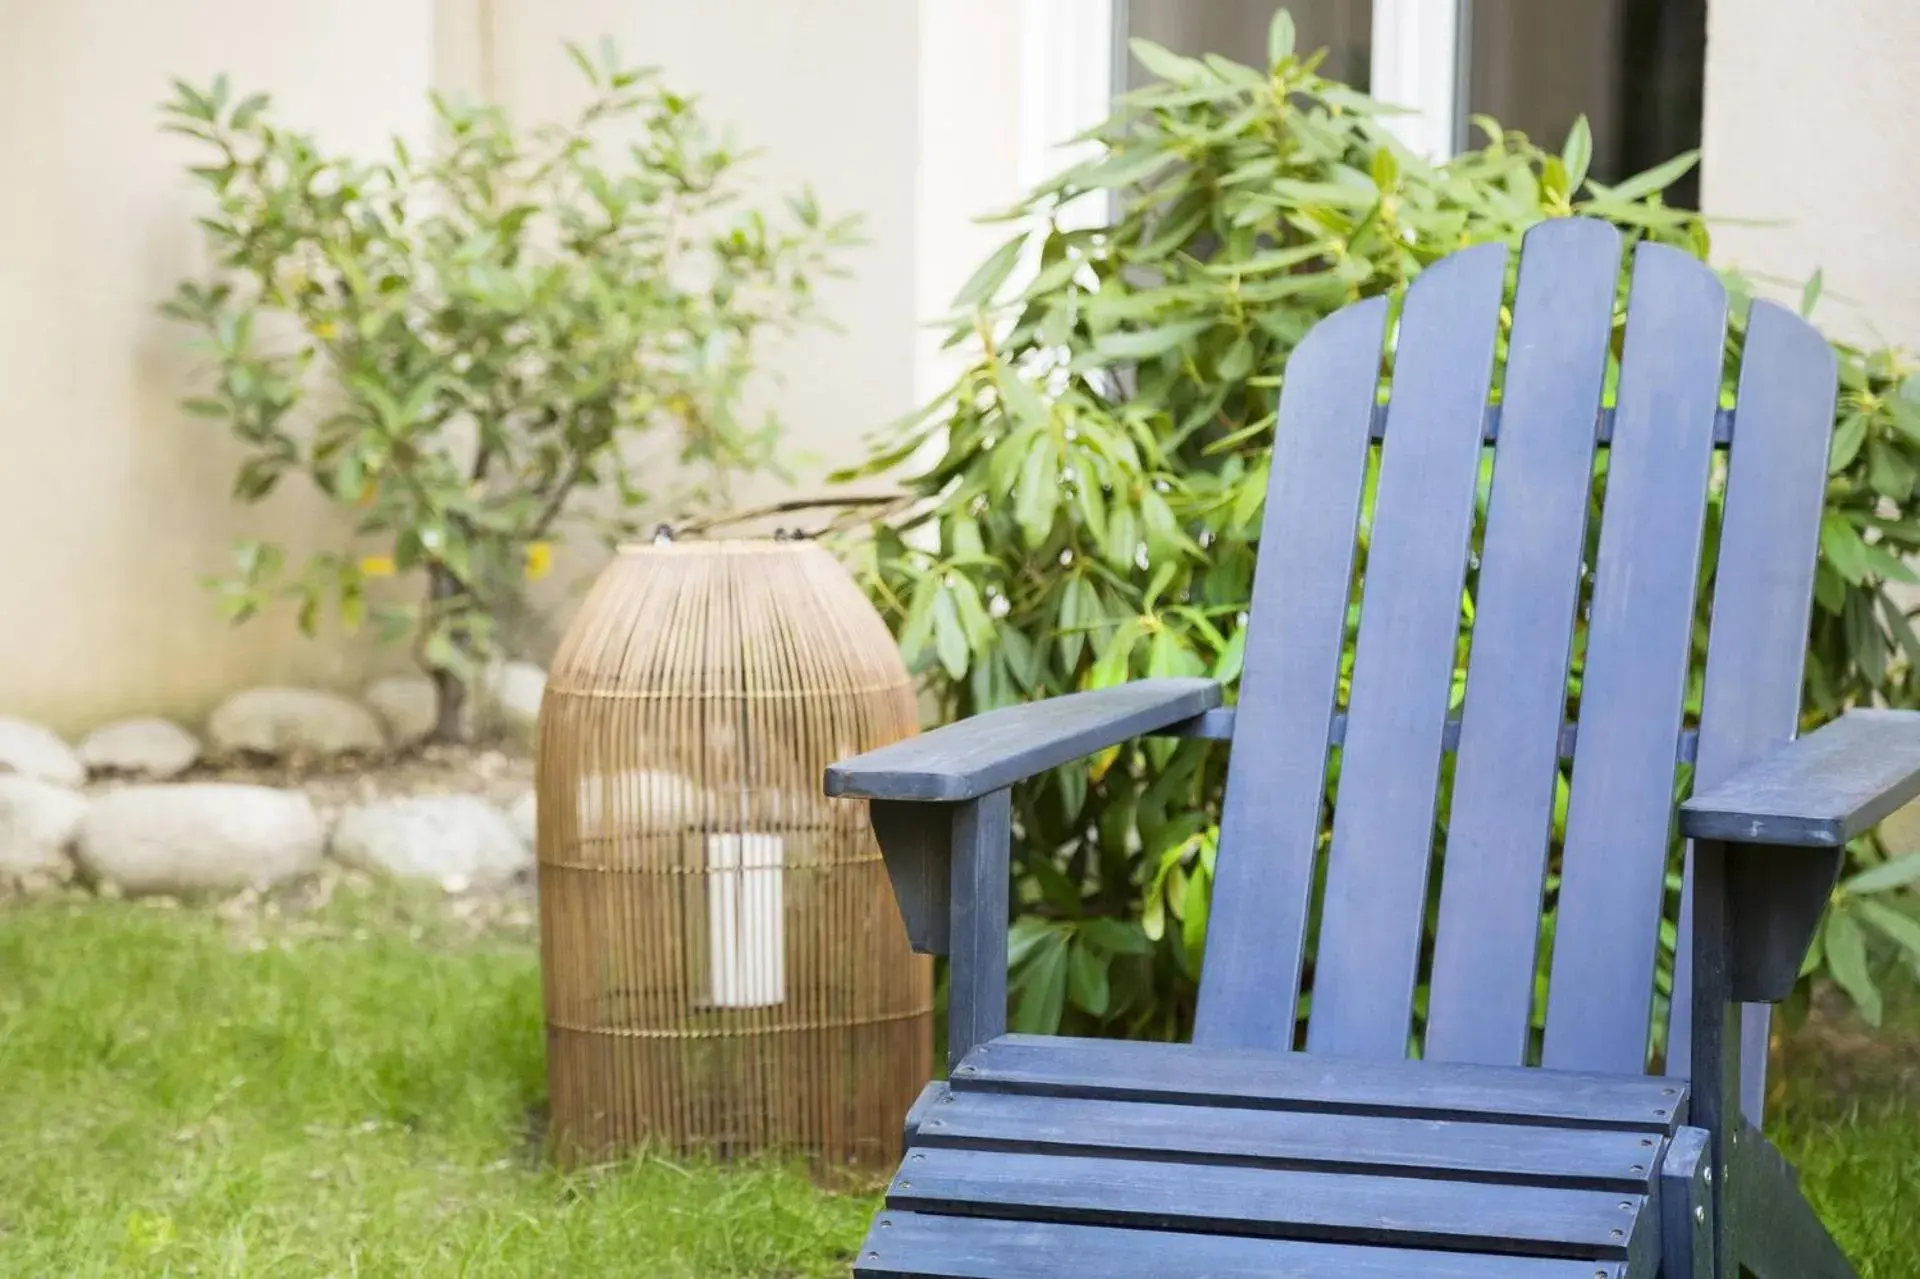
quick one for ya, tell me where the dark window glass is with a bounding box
[1122,0,1372,93]
[1468,0,1705,204]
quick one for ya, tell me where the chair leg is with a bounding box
[1660,1126,1714,1278]
[1731,1124,1856,1279]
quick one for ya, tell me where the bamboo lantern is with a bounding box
[535,538,932,1169]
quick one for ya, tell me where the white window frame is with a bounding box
[1017,0,1120,230]
[1369,0,1470,159]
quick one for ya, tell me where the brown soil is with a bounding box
[1776,984,1920,1104]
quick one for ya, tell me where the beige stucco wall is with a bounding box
[466,0,919,515]
[0,0,438,735]
[0,0,932,734]
[1701,0,1920,347]
[916,0,1024,405]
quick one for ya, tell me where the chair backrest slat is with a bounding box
[1423,219,1621,1067]
[1193,298,1390,1052]
[1303,245,1507,1060]
[1535,243,1728,1072]
[1666,301,1836,1112]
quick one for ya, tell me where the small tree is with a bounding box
[842,24,1920,1040]
[163,43,860,740]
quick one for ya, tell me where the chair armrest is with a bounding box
[1681,709,1920,1003]
[1680,708,1920,847]
[824,677,1223,803]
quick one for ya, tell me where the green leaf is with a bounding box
[1856,898,1920,961]
[1560,116,1593,193]
[1075,148,1176,191]
[1025,853,1083,916]
[1213,626,1248,684]
[1180,862,1211,970]
[951,575,996,649]
[1813,560,1846,614]
[1232,459,1269,530]
[1006,917,1055,969]
[1864,541,1919,585]
[1586,150,1699,204]
[1831,412,1868,472]
[1824,910,1882,1026]
[1080,917,1153,956]
[1014,435,1061,547]
[1821,512,1872,584]
[951,233,1027,310]
[995,361,1051,429]
[1800,268,1825,318]
[932,587,969,680]
[1868,437,1918,500]
[1141,488,1182,557]
[1888,382,1920,444]
[1090,619,1143,689]
[1217,335,1256,381]
[1067,941,1112,1016]
[1267,10,1295,65]
[1369,146,1399,193]
[1885,596,1920,669]
[1055,575,1094,673]
[1129,38,1207,86]
[1011,930,1068,1033]
[1845,850,1920,894]
[1089,320,1214,363]
[898,579,938,665]
[1267,178,1380,211]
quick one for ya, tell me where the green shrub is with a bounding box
[840,20,1920,1046]
[163,42,859,740]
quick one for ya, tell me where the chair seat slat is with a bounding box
[956,1035,1684,1134]
[886,1146,1643,1259]
[855,1212,1629,1279]
[916,1085,1660,1190]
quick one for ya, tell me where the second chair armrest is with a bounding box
[825,677,1223,803]
[1680,709,1920,847]
[1681,709,1920,1003]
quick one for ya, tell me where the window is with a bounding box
[1468,0,1705,203]
[1105,0,1706,199]
[1122,0,1372,94]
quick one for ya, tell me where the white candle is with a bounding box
[706,831,786,1007]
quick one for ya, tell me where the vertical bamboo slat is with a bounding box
[536,539,931,1171]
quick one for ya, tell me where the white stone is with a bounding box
[329,795,530,888]
[76,717,202,778]
[0,776,86,882]
[0,716,85,787]
[75,784,324,896]
[362,675,441,747]
[507,791,537,850]
[482,661,547,738]
[207,686,387,757]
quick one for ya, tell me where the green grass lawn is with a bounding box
[0,885,874,1277]
[2,881,1915,1276]
[1772,983,1920,1278]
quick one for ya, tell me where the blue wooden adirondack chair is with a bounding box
[826,218,1916,1276]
